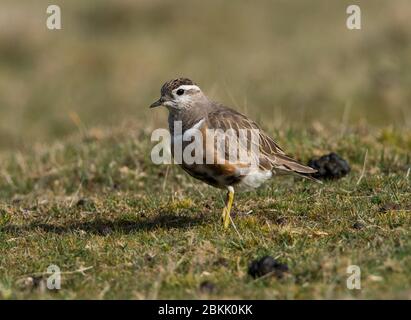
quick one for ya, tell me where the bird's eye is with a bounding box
[176,89,184,96]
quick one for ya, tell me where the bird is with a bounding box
[150,78,317,229]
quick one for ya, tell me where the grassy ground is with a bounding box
[1,0,411,299]
[0,123,410,299]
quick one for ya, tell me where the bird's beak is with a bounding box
[150,97,164,108]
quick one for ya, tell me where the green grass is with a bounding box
[0,124,410,299]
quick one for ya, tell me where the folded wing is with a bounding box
[206,104,317,178]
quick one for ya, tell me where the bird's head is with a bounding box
[150,78,206,111]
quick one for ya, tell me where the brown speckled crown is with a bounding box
[161,78,196,96]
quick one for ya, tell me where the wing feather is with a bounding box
[206,103,317,178]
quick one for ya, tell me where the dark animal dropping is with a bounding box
[248,256,289,279]
[308,152,350,180]
[199,280,215,294]
[352,221,365,230]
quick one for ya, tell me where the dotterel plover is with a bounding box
[150,78,317,229]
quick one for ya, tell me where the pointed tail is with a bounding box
[273,154,322,184]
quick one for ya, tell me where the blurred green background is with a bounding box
[0,0,410,150]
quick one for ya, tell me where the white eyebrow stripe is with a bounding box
[174,85,201,92]
[173,118,205,143]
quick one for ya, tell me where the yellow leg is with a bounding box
[221,186,234,229]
